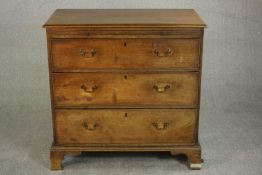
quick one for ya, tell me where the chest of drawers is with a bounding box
[43,9,206,170]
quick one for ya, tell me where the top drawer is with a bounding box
[51,38,200,71]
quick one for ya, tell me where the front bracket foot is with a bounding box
[170,145,203,170]
[50,150,82,170]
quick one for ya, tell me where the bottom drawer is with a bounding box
[55,109,197,145]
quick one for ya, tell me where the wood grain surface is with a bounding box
[55,109,196,145]
[51,38,200,70]
[52,72,199,107]
[44,9,206,27]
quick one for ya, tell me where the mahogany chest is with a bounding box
[43,9,206,170]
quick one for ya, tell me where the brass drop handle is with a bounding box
[80,84,97,93]
[82,121,97,131]
[153,83,170,93]
[152,121,169,130]
[79,48,96,57]
[154,48,172,57]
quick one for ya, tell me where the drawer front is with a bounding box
[53,73,198,107]
[51,38,200,70]
[55,109,196,145]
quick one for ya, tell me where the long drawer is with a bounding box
[55,109,196,145]
[51,38,200,70]
[52,72,199,107]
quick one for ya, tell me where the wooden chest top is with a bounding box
[43,9,206,28]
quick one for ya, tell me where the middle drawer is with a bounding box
[52,72,198,107]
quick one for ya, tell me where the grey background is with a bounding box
[0,0,262,175]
